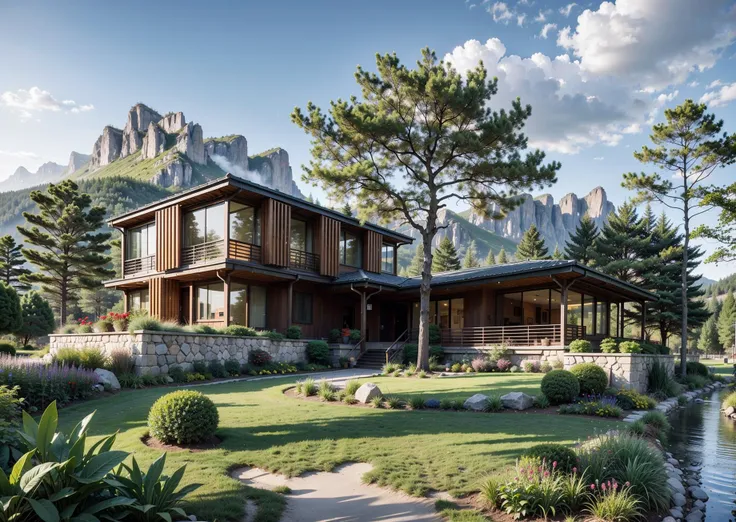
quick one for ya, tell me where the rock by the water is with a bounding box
[500,391,534,410]
[685,509,704,522]
[689,486,709,501]
[725,406,735,416]
[672,492,686,507]
[464,394,489,411]
[355,383,381,404]
[693,500,705,510]
[668,477,685,495]
[93,368,121,390]
[670,507,683,518]
[662,517,676,522]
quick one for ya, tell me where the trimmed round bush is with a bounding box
[306,340,330,365]
[570,362,608,394]
[686,361,709,377]
[568,339,592,353]
[286,325,302,339]
[248,349,272,366]
[541,370,580,404]
[148,390,219,444]
[0,342,17,356]
[618,341,641,354]
[600,338,618,353]
[522,443,578,473]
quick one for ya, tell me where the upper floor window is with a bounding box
[183,203,226,247]
[126,222,155,260]
[229,202,260,245]
[381,243,395,274]
[290,218,312,253]
[339,230,362,267]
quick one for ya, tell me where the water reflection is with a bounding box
[667,390,736,521]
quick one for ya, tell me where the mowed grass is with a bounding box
[701,358,734,376]
[57,373,620,522]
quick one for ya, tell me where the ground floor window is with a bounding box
[228,282,267,328]
[197,283,225,321]
[411,298,465,330]
[292,292,313,324]
[128,288,149,312]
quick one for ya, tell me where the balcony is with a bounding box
[182,240,225,266]
[228,240,262,263]
[289,249,320,272]
[410,324,586,347]
[123,255,155,276]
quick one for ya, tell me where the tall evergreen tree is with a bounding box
[485,248,496,266]
[0,235,31,291]
[462,240,480,269]
[717,291,736,351]
[697,315,720,355]
[432,237,461,272]
[497,247,509,264]
[552,246,563,260]
[0,283,22,335]
[564,215,599,265]
[18,180,113,324]
[342,202,353,216]
[515,225,548,261]
[406,246,424,277]
[16,291,55,346]
[292,47,559,369]
[593,202,648,283]
[623,99,736,375]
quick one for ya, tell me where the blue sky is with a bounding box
[1,0,736,277]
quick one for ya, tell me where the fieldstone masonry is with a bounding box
[564,353,675,393]
[50,331,308,376]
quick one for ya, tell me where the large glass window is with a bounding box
[126,222,155,259]
[381,243,395,274]
[250,286,267,328]
[583,295,594,335]
[197,283,225,321]
[567,291,583,327]
[290,219,312,252]
[502,292,523,326]
[292,292,313,324]
[522,289,551,324]
[451,298,465,329]
[127,288,149,312]
[438,299,450,328]
[411,298,465,331]
[227,283,267,327]
[596,301,608,336]
[229,282,248,326]
[339,230,362,267]
[229,202,260,245]
[184,203,225,247]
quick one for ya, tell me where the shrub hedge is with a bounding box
[568,339,592,353]
[148,390,219,444]
[570,362,608,394]
[541,369,580,404]
[521,443,578,473]
[306,340,330,365]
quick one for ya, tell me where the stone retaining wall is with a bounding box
[564,353,675,393]
[444,346,566,366]
[50,331,309,376]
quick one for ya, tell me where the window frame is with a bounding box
[292,292,313,325]
[125,222,156,260]
[127,288,150,312]
[229,202,261,246]
[196,282,225,321]
[183,203,226,248]
[290,217,312,253]
[381,243,395,274]
[339,229,362,268]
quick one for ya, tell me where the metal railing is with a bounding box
[123,255,155,276]
[289,249,320,272]
[409,324,586,347]
[385,329,409,365]
[345,336,366,364]
[228,240,261,263]
[182,240,225,266]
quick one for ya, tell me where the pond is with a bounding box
[667,389,736,521]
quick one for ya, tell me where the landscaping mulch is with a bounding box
[141,433,222,452]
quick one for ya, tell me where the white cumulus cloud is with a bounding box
[559,3,577,17]
[489,2,513,23]
[700,81,736,107]
[708,79,723,88]
[557,0,736,92]
[0,86,94,119]
[540,23,557,39]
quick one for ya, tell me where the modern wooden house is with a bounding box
[106,174,656,360]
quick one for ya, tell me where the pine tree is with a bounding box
[432,237,461,272]
[16,291,55,346]
[0,283,22,335]
[515,225,548,261]
[552,246,563,260]
[18,180,114,324]
[564,215,599,265]
[342,202,353,216]
[497,248,508,264]
[485,248,496,266]
[717,291,736,351]
[406,246,424,276]
[593,202,648,283]
[0,235,31,291]
[697,315,720,355]
[462,240,480,269]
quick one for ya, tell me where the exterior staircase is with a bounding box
[354,350,385,369]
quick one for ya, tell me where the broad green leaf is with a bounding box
[29,498,60,522]
[74,451,128,483]
[69,434,86,468]
[143,454,166,504]
[70,514,100,522]
[36,401,59,461]
[21,410,38,442]
[0,467,11,495]
[69,411,96,445]
[49,486,76,501]
[83,496,135,514]
[61,502,80,519]
[157,512,172,522]
[9,451,33,486]
[20,462,58,493]
[159,465,185,500]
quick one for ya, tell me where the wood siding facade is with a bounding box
[155,205,181,272]
[363,230,382,274]
[319,215,341,277]
[262,198,291,267]
[149,277,180,322]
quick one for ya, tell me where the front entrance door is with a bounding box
[379,303,409,342]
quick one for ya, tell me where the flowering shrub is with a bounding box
[248,348,273,366]
[496,358,512,372]
[559,394,623,418]
[616,388,656,410]
[105,311,130,332]
[0,355,98,409]
[471,356,493,372]
[522,360,540,373]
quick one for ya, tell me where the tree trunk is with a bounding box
[60,279,68,326]
[416,233,434,371]
[680,198,689,378]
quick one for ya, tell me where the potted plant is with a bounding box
[541,338,550,347]
[339,356,349,369]
[349,356,356,368]
[341,327,351,344]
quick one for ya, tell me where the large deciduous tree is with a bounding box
[622,100,736,376]
[0,235,31,291]
[564,215,599,265]
[18,181,113,325]
[292,48,559,369]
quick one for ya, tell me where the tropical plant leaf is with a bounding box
[9,450,34,486]
[29,498,60,522]
[74,451,128,483]
[36,401,59,461]
[143,454,166,504]
[83,496,135,514]
[20,462,58,493]
[48,486,76,502]
[0,467,11,495]
[69,411,95,445]
[157,512,172,522]
[21,410,38,443]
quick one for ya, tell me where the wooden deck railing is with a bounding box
[410,324,586,347]
[123,255,155,276]
[289,249,319,272]
[182,240,225,266]
[228,240,261,263]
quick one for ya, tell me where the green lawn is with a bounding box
[701,358,734,376]
[58,373,620,522]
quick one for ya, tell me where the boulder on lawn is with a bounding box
[501,392,534,411]
[464,394,489,411]
[355,383,382,404]
[94,368,121,391]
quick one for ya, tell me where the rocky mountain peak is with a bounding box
[66,151,91,175]
[0,161,65,192]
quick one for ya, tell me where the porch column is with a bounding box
[640,301,646,341]
[560,283,569,346]
[223,273,230,327]
[188,286,194,325]
[359,290,367,352]
[123,290,128,314]
[287,280,294,327]
[619,302,625,338]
